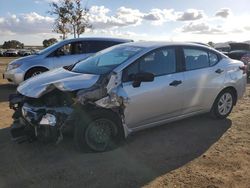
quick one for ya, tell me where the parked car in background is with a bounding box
[18,49,32,56]
[3,37,132,84]
[4,49,19,57]
[31,49,40,55]
[0,49,5,56]
[215,46,230,55]
[9,42,247,152]
[226,43,250,77]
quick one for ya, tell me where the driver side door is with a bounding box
[120,47,185,129]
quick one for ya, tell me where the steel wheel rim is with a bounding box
[31,71,42,77]
[85,119,115,151]
[218,93,233,116]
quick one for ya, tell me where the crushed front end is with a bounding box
[9,69,130,148]
[9,90,74,144]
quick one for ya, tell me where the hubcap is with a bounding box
[218,93,233,116]
[85,119,115,151]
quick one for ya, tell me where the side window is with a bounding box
[49,42,88,57]
[123,48,176,82]
[184,48,209,70]
[71,42,86,54]
[86,41,120,53]
[140,48,176,75]
[209,52,219,66]
[123,62,139,81]
[54,43,72,56]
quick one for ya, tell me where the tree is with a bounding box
[49,0,71,39]
[49,0,91,39]
[69,0,91,38]
[43,38,58,47]
[208,41,215,47]
[2,40,24,49]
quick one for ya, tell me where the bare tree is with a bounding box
[49,0,91,39]
[49,1,70,39]
[75,1,91,38]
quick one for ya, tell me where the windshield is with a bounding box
[72,45,144,75]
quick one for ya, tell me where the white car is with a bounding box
[3,37,132,84]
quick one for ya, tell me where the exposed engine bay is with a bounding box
[9,71,128,145]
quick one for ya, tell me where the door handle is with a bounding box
[169,80,182,87]
[215,69,224,74]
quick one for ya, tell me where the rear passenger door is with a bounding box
[181,47,226,114]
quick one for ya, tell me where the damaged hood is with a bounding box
[17,68,100,98]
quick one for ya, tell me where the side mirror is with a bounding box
[132,72,154,88]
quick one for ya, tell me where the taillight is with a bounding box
[240,54,250,64]
[239,65,247,74]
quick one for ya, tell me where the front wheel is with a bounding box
[74,109,123,152]
[210,89,235,119]
[24,67,48,80]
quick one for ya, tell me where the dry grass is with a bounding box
[0,57,249,187]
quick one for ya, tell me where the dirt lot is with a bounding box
[0,57,249,188]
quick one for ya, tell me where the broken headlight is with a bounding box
[39,113,56,126]
[21,105,39,123]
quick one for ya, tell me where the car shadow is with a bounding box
[0,83,16,102]
[0,115,231,188]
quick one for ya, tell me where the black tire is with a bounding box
[74,109,124,152]
[24,67,48,80]
[210,89,235,119]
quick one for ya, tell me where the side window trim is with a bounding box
[122,46,178,82]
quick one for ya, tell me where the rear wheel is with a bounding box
[210,89,235,119]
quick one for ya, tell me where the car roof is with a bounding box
[62,37,133,43]
[119,41,213,49]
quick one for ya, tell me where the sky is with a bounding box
[0,0,250,45]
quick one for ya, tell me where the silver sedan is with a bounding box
[10,42,247,152]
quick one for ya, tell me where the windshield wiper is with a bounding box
[63,64,76,71]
